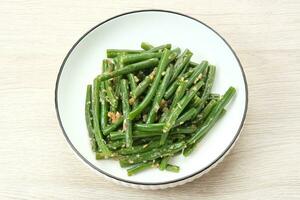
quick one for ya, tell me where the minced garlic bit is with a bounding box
[129,97,135,105]
[108,111,122,123]
[160,99,168,108]
[194,73,202,84]
[149,73,155,80]
[134,75,139,83]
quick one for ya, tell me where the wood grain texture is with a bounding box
[0,0,300,199]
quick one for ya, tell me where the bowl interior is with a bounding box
[56,10,247,185]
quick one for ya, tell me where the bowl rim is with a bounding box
[54,9,248,186]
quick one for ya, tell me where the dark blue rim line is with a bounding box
[55,9,248,186]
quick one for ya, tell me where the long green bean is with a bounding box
[99,81,108,129]
[185,61,208,88]
[161,81,204,144]
[104,71,118,112]
[188,87,236,145]
[97,58,159,82]
[120,52,162,65]
[85,85,94,138]
[128,49,171,120]
[85,85,97,152]
[102,59,112,111]
[197,65,216,111]
[119,141,186,166]
[134,123,165,132]
[166,164,180,173]
[92,78,110,154]
[146,44,171,53]
[120,79,132,147]
[141,42,154,50]
[130,68,156,102]
[127,162,155,176]
[107,49,143,58]
[127,73,138,109]
[146,67,172,123]
[169,49,193,83]
[112,56,122,101]
[109,127,196,140]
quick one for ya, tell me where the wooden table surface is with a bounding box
[1,0,300,199]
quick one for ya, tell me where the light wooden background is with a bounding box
[0,0,299,199]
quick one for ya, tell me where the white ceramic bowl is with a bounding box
[55,10,248,189]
